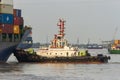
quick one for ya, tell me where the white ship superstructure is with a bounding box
[36,19,80,58]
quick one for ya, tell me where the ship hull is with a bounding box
[86,44,103,49]
[87,47,103,49]
[14,49,110,63]
[0,42,18,62]
[86,46,103,49]
[0,28,32,63]
[108,49,120,54]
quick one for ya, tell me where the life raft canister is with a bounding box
[26,48,34,54]
[78,50,86,56]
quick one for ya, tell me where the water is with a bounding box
[0,49,120,80]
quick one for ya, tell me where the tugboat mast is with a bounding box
[57,19,65,38]
[50,19,67,48]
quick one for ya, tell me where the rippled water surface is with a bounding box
[0,49,120,80]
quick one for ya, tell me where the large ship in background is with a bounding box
[86,44,103,49]
[85,39,103,49]
[108,40,120,54]
[0,0,31,62]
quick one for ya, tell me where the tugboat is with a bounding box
[108,40,120,54]
[14,19,110,63]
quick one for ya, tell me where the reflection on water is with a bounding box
[0,62,120,80]
[0,49,120,80]
[0,62,23,73]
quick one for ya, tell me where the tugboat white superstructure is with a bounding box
[37,19,79,57]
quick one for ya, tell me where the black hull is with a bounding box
[14,50,110,63]
[0,42,18,62]
[0,27,32,63]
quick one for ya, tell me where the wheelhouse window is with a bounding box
[66,52,68,56]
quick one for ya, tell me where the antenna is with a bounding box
[57,18,65,37]
[113,27,118,40]
[76,37,79,45]
[46,35,48,47]
[87,38,90,44]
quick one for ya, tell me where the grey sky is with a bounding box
[13,0,120,44]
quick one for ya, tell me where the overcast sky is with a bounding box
[13,0,120,44]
